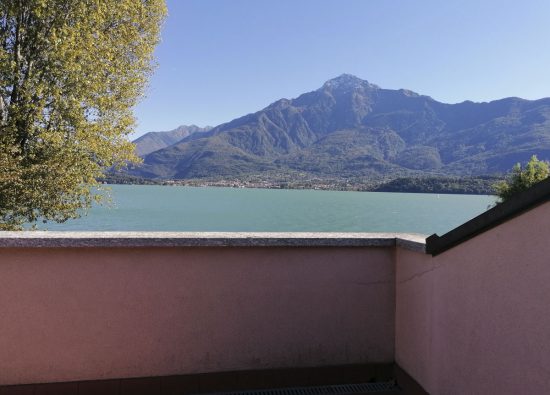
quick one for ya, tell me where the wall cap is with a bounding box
[0,232,426,252]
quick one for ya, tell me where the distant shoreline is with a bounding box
[100,174,500,195]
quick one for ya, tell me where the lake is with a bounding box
[43,185,496,235]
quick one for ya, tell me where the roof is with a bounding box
[426,177,550,256]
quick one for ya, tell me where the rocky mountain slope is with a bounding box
[129,74,550,180]
[133,125,211,156]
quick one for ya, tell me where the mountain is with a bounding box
[129,74,550,181]
[132,125,211,157]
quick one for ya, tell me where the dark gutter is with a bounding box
[426,177,550,256]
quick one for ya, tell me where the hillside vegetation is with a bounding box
[125,74,550,189]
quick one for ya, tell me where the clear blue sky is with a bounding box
[133,0,550,137]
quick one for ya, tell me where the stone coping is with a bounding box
[0,232,426,252]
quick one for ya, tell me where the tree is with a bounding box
[0,0,166,230]
[493,155,550,202]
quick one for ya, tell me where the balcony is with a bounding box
[1,180,550,395]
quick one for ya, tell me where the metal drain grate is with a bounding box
[202,381,399,395]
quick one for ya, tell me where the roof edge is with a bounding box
[426,177,550,256]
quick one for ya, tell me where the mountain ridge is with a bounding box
[127,74,550,181]
[133,124,212,156]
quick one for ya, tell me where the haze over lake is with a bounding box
[45,185,495,235]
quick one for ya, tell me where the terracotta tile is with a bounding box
[35,382,77,395]
[237,369,290,390]
[0,385,35,395]
[0,363,402,395]
[161,375,199,395]
[198,371,239,393]
[78,379,120,395]
[375,363,394,381]
[394,364,429,395]
[307,366,346,386]
[120,377,161,395]
[339,364,377,383]
[275,367,311,387]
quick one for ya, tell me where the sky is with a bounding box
[132,0,550,138]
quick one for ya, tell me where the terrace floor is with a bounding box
[0,364,427,395]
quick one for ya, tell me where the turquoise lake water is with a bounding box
[43,184,496,235]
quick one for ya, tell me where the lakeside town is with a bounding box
[103,173,500,195]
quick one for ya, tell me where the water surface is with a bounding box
[44,185,496,235]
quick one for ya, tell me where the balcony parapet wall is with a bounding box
[0,232,424,387]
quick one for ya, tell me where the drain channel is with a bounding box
[201,381,399,395]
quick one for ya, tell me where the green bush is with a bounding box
[493,155,549,202]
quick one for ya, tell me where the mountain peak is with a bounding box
[129,75,550,182]
[322,74,380,91]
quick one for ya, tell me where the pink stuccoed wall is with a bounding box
[0,246,395,386]
[396,201,550,395]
